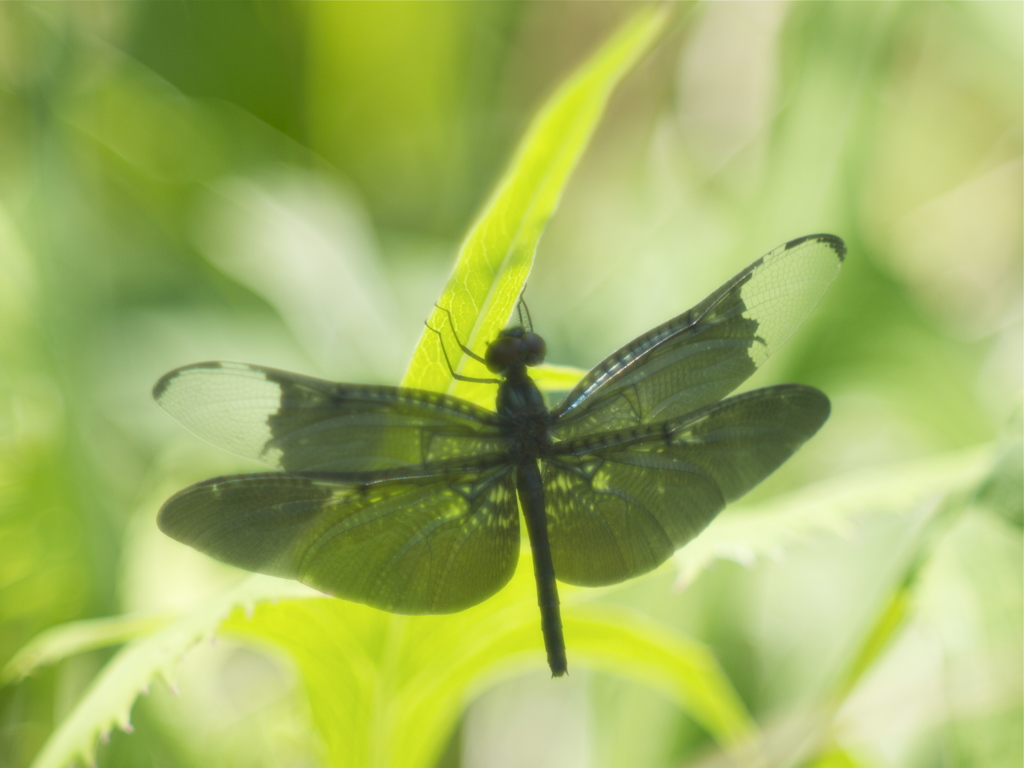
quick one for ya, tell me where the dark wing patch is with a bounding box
[154,362,505,472]
[157,464,520,613]
[543,385,829,586]
[550,235,843,440]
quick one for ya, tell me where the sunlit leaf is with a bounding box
[3,614,171,683]
[672,445,994,586]
[222,557,753,768]
[403,7,668,406]
[23,578,310,768]
[563,605,755,748]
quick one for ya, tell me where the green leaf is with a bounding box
[402,7,668,406]
[530,362,588,393]
[688,442,1013,768]
[828,435,1024,706]
[23,578,311,768]
[222,556,753,768]
[829,582,912,704]
[672,445,994,586]
[973,433,1023,528]
[3,614,171,683]
[20,562,750,768]
[564,605,755,748]
[809,749,869,768]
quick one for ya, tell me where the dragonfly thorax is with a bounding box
[485,327,547,374]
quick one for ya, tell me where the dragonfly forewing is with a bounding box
[550,234,844,440]
[155,362,506,473]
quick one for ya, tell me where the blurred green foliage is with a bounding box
[0,3,1020,768]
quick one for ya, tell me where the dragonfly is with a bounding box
[155,233,845,677]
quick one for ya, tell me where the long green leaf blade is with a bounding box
[403,8,668,403]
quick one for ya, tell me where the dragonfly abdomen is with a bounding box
[516,459,567,677]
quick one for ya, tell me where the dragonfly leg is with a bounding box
[424,310,499,385]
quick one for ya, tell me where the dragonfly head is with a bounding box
[485,327,547,374]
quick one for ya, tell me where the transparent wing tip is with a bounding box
[784,233,847,262]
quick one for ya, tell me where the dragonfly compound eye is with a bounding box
[521,332,547,366]
[485,335,523,373]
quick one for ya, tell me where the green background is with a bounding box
[1,3,1020,768]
